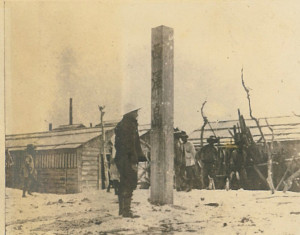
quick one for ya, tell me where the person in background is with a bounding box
[107,158,120,195]
[107,138,120,195]
[181,132,196,192]
[22,154,34,197]
[174,128,186,191]
[114,105,145,218]
[230,139,248,189]
[200,136,219,189]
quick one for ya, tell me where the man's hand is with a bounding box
[131,164,138,172]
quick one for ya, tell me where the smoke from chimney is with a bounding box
[69,98,73,125]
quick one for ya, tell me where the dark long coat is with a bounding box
[114,115,144,191]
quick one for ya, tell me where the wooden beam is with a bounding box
[283,169,300,192]
[253,165,269,187]
[276,168,289,191]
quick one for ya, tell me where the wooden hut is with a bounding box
[5,125,115,194]
[189,115,300,191]
[189,115,300,152]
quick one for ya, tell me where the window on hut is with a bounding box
[35,152,77,169]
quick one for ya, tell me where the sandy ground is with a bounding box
[5,188,300,235]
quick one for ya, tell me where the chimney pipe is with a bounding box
[69,98,73,125]
[49,123,52,131]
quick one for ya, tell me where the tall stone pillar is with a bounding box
[150,25,174,205]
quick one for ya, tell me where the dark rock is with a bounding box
[94,220,102,225]
[81,197,91,202]
[241,217,253,223]
[204,203,219,207]
[290,211,300,215]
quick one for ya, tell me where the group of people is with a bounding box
[112,105,235,217]
[110,106,235,217]
[110,106,221,217]
[174,130,251,191]
[20,103,249,219]
[110,106,219,218]
[174,130,220,191]
[19,103,249,219]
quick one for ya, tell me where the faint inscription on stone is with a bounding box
[152,103,161,128]
[152,43,162,59]
[152,42,163,128]
[152,69,162,92]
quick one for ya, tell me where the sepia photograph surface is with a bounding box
[2,1,300,234]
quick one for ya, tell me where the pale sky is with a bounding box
[4,0,300,134]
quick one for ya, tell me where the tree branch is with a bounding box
[201,100,207,119]
[200,101,208,147]
[241,68,275,194]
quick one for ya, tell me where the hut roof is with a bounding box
[53,124,86,131]
[6,126,115,151]
[189,115,300,147]
[6,121,151,152]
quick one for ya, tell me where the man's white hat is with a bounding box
[122,103,141,115]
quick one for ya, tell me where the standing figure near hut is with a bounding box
[174,129,185,191]
[21,154,35,197]
[107,158,120,195]
[182,132,197,192]
[199,136,219,189]
[114,106,145,218]
[107,138,120,195]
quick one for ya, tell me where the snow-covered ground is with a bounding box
[5,188,300,235]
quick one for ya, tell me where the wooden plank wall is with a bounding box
[81,146,99,190]
[77,148,83,192]
[35,151,79,194]
[5,151,24,189]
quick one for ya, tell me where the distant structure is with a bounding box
[150,25,174,204]
[5,99,115,193]
[5,126,114,193]
[189,115,300,191]
[5,98,151,194]
[189,115,300,149]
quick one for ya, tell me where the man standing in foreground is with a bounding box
[114,106,145,218]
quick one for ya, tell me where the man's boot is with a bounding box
[123,197,139,218]
[118,195,124,216]
[122,196,132,217]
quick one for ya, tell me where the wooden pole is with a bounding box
[99,105,108,189]
[150,25,174,205]
[69,98,73,125]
